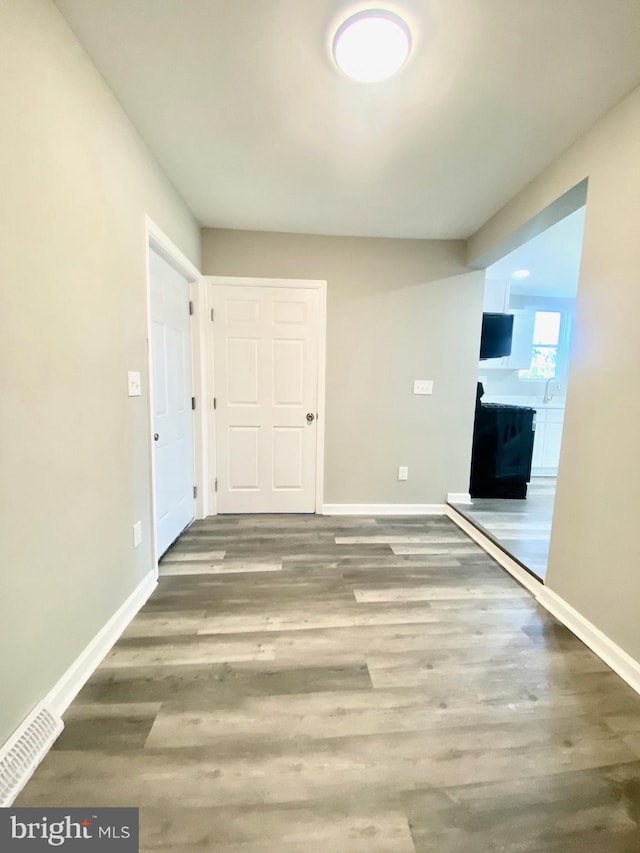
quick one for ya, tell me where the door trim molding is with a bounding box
[208,276,325,290]
[205,276,327,515]
[144,217,203,571]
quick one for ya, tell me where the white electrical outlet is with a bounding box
[133,521,142,548]
[398,466,408,481]
[413,379,433,395]
[128,371,141,397]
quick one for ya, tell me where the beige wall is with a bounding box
[469,85,640,661]
[202,230,484,506]
[0,0,200,745]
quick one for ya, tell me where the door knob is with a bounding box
[306,413,315,423]
[153,433,159,441]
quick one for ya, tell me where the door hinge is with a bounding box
[213,397,217,410]
[189,300,194,316]
[214,477,218,493]
[210,308,215,322]
[191,397,196,410]
[193,485,197,499]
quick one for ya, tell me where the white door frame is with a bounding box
[144,216,205,573]
[205,276,327,515]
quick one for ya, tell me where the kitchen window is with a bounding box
[519,311,562,380]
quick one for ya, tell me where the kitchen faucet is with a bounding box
[543,377,562,404]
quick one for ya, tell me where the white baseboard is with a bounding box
[446,504,640,698]
[322,504,445,516]
[447,492,471,504]
[44,570,157,716]
[445,505,543,596]
[537,587,640,696]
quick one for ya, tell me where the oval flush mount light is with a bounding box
[512,269,531,279]
[333,9,412,82]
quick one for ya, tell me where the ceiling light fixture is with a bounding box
[332,9,412,83]
[512,269,531,279]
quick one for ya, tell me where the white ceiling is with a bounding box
[55,0,640,239]
[487,207,585,298]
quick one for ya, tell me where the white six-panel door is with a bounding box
[149,248,194,553]
[211,283,321,513]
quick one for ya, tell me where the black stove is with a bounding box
[470,384,535,499]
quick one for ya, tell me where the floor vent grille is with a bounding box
[0,704,63,806]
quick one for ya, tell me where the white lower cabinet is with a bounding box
[532,408,564,475]
[532,417,545,469]
[543,421,564,467]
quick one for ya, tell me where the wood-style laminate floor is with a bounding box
[18,514,640,852]
[452,479,557,581]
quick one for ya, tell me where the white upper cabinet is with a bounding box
[505,309,536,369]
[483,279,510,313]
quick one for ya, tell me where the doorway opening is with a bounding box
[454,204,586,581]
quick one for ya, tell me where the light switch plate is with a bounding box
[133,521,142,548]
[128,371,141,397]
[413,379,433,395]
[398,466,408,481]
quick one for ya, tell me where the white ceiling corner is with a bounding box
[54,0,640,239]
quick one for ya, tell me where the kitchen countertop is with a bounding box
[482,394,565,411]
